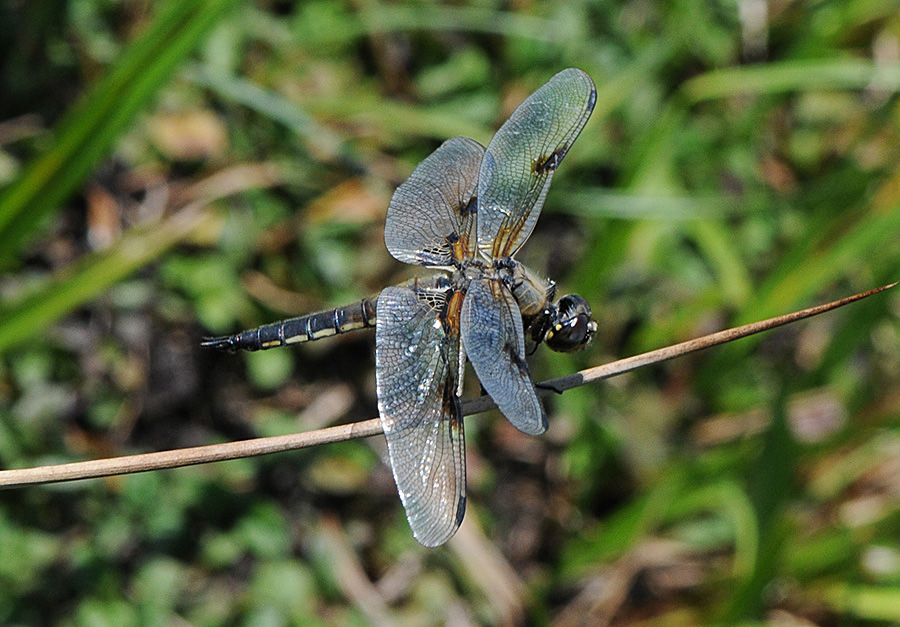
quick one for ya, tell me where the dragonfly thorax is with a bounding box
[485,258,597,353]
[496,258,552,317]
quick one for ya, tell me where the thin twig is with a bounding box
[0,282,895,488]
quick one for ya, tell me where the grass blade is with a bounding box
[0,0,238,267]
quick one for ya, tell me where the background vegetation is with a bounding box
[2,0,900,624]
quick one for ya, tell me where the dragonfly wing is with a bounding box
[477,68,596,259]
[375,283,466,547]
[385,137,484,267]
[460,278,547,435]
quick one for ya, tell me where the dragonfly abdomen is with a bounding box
[201,298,377,352]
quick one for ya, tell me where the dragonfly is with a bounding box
[203,68,598,546]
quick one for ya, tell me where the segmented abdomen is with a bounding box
[201,298,377,352]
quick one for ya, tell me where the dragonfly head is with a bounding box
[544,294,596,352]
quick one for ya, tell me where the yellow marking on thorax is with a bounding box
[445,290,465,335]
[452,234,470,263]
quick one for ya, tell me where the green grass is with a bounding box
[2,0,900,623]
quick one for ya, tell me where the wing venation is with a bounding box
[460,278,547,435]
[375,283,467,546]
[477,68,596,259]
[386,137,484,267]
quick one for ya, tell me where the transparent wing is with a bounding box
[460,278,547,435]
[375,283,466,547]
[385,137,484,267]
[477,68,596,259]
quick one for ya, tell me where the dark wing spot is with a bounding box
[446,231,459,244]
[445,384,463,430]
[532,145,570,175]
[455,493,467,528]
[587,88,598,112]
[459,195,477,216]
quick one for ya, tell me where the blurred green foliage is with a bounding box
[2,0,900,623]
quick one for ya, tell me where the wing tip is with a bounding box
[412,492,467,548]
[516,410,549,436]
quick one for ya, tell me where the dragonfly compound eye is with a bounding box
[545,294,596,352]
